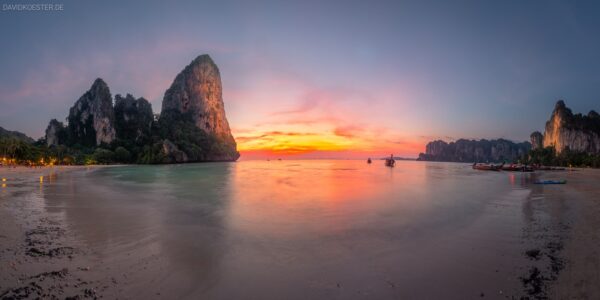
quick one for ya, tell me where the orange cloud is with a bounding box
[225,63,427,159]
[333,125,363,138]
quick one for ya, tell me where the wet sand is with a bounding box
[1,162,600,299]
[0,166,115,299]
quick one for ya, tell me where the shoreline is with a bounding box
[1,163,600,298]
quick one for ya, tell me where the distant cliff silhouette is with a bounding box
[418,139,531,163]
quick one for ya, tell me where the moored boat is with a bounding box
[385,155,395,167]
[501,164,534,172]
[533,165,566,171]
[534,179,567,184]
[472,162,503,171]
[385,158,395,167]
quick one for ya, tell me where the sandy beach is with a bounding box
[1,162,600,299]
[0,165,118,299]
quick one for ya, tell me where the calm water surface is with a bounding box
[42,160,544,299]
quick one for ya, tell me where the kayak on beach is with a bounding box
[534,179,567,185]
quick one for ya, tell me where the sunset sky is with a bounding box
[2,0,600,159]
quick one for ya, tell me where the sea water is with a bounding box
[40,160,557,299]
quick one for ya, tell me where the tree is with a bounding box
[114,146,131,163]
[92,148,115,164]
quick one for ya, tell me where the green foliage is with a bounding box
[0,137,42,164]
[114,146,132,163]
[92,148,115,164]
[137,143,165,164]
[157,109,237,161]
[9,103,236,165]
[526,146,600,168]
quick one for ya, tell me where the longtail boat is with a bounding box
[472,162,503,171]
[534,166,566,171]
[385,158,395,167]
[501,164,534,172]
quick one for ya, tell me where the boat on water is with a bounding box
[501,164,534,172]
[367,158,372,164]
[385,159,395,167]
[534,179,567,184]
[533,166,566,171]
[385,155,395,167]
[472,162,504,171]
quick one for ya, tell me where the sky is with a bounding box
[1,0,600,159]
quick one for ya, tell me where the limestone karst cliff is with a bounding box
[538,100,600,154]
[114,94,154,143]
[417,139,531,163]
[160,54,239,162]
[43,54,239,163]
[45,119,66,147]
[66,78,116,147]
[530,131,543,150]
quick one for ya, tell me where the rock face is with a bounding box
[161,139,188,163]
[539,100,600,154]
[45,119,66,146]
[114,94,154,143]
[530,131,543,150]
[161,54,239,161]
[42,54,239,164]
[67,79,116,146]
[418,139,531,163]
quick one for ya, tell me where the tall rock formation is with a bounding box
[45,119,66,146]
[114,94,154,143]
[67,79,116,146]
[541,100,600,154]
[160,54,239,161]
[530,131,543,150]
[418,139,531,163]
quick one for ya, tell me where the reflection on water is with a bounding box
[41,160,545,299]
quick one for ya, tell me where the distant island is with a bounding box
[1,54,239,166]
[417,100,600,167]
[417,139,531,163]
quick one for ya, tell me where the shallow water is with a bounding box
[35,160,564,299]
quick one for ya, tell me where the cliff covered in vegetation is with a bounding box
[2,54,239,166]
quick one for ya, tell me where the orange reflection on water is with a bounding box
[228,160,428,238]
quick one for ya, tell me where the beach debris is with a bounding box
[27,268,69,280]
[520,267,547,297]
[26,246,75,258]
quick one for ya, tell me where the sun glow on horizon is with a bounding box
[233,126,425,159]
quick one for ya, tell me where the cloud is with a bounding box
[333,125,363,138]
